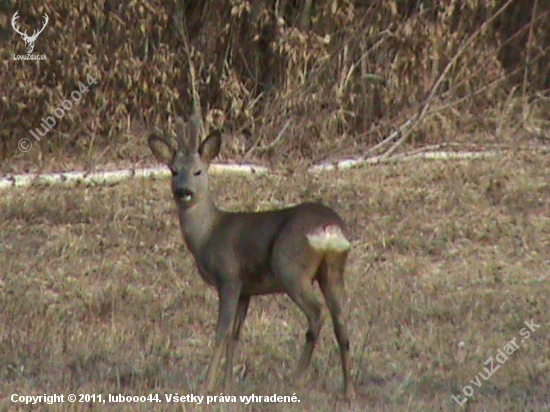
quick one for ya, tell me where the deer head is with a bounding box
[12,11,49,54]
[148,115,221,209]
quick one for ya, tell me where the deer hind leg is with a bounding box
[271,240,323,387]
[224,295,250,386]
[205,282,241,392]
[317,251,356,399]
[286,278,323,385]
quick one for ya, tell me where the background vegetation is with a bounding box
[1,1,549,410]
[1,0,549,171]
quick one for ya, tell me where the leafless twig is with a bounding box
[243,119,292,160]
[379,0,518,160]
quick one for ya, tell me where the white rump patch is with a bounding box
[306,225,351,252]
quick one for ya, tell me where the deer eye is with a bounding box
[171,169,179,176]
[193,170,202,176]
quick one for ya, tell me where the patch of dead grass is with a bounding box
[0,154,549,411]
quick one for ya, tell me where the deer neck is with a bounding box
[177,193,221,256]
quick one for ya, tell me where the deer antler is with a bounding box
[11,11,28,38]
[30,13,49,40]
[11,11,49,41]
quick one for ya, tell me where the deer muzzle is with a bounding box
[174,187,194,203]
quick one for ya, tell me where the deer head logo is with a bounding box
[11,11,49,54]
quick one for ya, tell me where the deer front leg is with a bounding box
[205,281,241,393]
[224,295,250,386]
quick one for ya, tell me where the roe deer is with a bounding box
[147,115,355,399]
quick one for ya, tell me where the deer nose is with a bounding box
[174,187,194,202]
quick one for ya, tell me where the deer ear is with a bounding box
[148,129,176,165]
[198,131,221,163]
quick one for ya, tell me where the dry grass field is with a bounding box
[1,153,549,411]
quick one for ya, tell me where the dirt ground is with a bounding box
[1,153,549,411]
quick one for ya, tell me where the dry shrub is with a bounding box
[1,0,548,169]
